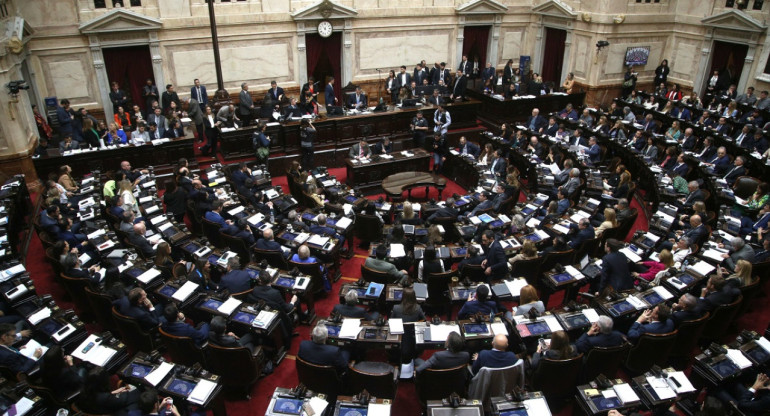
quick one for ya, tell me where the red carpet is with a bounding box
[24,163,770,416]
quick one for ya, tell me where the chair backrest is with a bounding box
[582,343,631,382]
[206,344,264,391]
[625,330,678,374]
[44,247,64,278]
[701,295,743,342]
[172,262,187,279]
[752,260,770,285]
[253,247,290,270]
[201,218,224,248]
[220,232,251,265]
[733,176,759,199]
[59,273,94,318]
[541,250,575,273]
[354,214,383,243]
[158,327,206,367]
[575,237,600,261]
[289,260,324,295]
[296,356,343,400]
[617,209,639,241]
[736,277,761,317]
[186,200,203,236]
[84,287,117,332]
[426,269,455,303]
[346,363,398,399]
[531,353,584,406]
[111,306,156,354]
[459,264,487,283]
[509,257,543,286]
[468,361,526,412]
[415,364,468,404]
[670,312,710,359]
[24,373,81,407]
[361,264,390,285]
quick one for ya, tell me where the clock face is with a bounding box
[318,21,333,38]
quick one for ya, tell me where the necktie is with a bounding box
[197,87,201,101]
[440,71,444,82]
[359,146,364,158]
[756,213,769,227]
[737,134,745,146]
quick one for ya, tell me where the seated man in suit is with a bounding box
[256,228,283,252]
[372,137,392,155]
[208,316,257,354]
[671,293,703,326]
[0,323,40,374]
[457,136,480,158]
[595,239,633,295]
[60,252,102,284]
[112,287,164,331]
[40,205,64,235]
[416,331,470,373]
[427,197,459,222]
[568,218,595,249]
[283,98,304,118]
[161,304,209,347]
[204,200,232,228]
[555,189,571,216]
[349,139,372,160]
[715,373,770,416]
[457,284,499,320]
[575,316,625,354]
[127,222,156,259]
[219,256,251,294]
[696,274,740,315]
[583,136,601,164]
[347,87,367,110]
[471,334,519,375]
[627,304,674,342]
[230,162,251,189]
[558,103,578,121]
[721,236,755,271]
[526,108,547,132]
[249,270,298,314]
[298,323,351,374]
[460,192,494,220]
[703,146,731,175]
[457,245,485,272]
[364,244,408,285]
[332,290,378,320]
[222,219,255,246]
[722,155,747,187]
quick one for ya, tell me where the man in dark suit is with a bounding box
[556,190,571,216]
[190,79,208,111]
[219,256,251,294]
[298,323,351,374]
[575,316,625,354]
[671,294,703,326]
[61,253,102,284]
[416,331,470,373]
[525,108,547,132]
[222,219,256,246]
[127,223,156,259]
[113,288,164,331]
[372,137,392,155]
[457,136,480,158]
[324,77,337,111]
[671,154,689,177]
[558,104,578,121]
[569,218,595,249]
[256,229,283,252]
[458,245,485,272]
[715,373,770,416]
[696,275,740,315]
[680,128,697,150]
[238,82,255,127]
[40,205,63,235]
[309,214,345,245]
[450,70,467,100]
[161,84,180,113]
[284,98,304,118]
[268,80,284,103]
[490,149,507,180]
[349,139,372,160]
[457,285,498,319]
[481,62,495,86]
[142,78,159,113]
[428,89,444,106]
[627,304,674,342]
[481,230,508,280]
[413,63,427,86]
[584,137,601,164]
[204,200,230,228]
[679,182,705,209]
[714,117,731,136]
[722,155,746,186]
[427,197,459,222]
[641,114,658,133]
[396,65,412,91]
[568,128,588,148]
[249,270,297,313]
[0,323,39,373]
[704,146,730,174]
[347,87,367,110]
[596,239,633,294]
[161,304,209,347]
[208,316,257,354]
[471,334,519,374]
[458,55,471,76]
[332,290,378,320]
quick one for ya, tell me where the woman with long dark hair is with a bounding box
[80,367,141,414]
[531,330,577,370]
[41,345,85,400]
[391,287,425,322]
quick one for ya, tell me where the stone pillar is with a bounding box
[342,19,352,85]
[89,35,113,118]
[149,31,165,93]
[487,17,501,67]
[560,30,572,83]
[534,22,545,72]
[693,37,713,96]
[456,20,465,70]
[737,44,756,93]
[297,28,308,86]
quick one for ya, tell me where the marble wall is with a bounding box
[357,32,451,71]
[500,28,526,64]
[37,53,96,105]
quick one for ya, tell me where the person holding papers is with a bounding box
[416,331,469,374]
[627,304,674,342]
[220,256,251,294]
[372,137,392,155]
[574,316,625,354]
[348,139,372,160]
[0,323,40,373]
[365,244,408,285]
[81,367,141,415]
[161,304,209,347]
[595,239,633,295]
[471,334,519,375]
[61,253,102,284]
[298,324,351,375]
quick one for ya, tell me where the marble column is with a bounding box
[297,29,308,87]
[342,19,353,85]
[737,44,756,93]
[534,22,545,73]
[149,31,165,93]
[89,35,113,119]
[693,37,713,96]
[487,18,501,67]
[456,24,465,70]
[560,31,572,83]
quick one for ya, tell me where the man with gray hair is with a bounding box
[671,294,701,326]
[332,289,379,320]
[560,168,581,197]
[298,323,351,374]
[722,236,755,270]
[672,237,691,266]
[219,256,250,293]
[615,198,632,223]
[575,315,625,353]
[623,106,636,123]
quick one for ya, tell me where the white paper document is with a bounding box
[667,371,696,393]
[188,379,217,405]
[28,307,52,325]
[756,337,770,353]
[217,297,242,315]
[136,268,162,283]
[613,383,639,404]
[690,261,715,277]
[490,322,508,336]
[428,323,461,342]
[3,397,34,416]
[389,243,406,258]
[582,308,600,323]
[20,339,48,360]
[564,265,585,280]
[253,310,277,329]
[172,281,199,302]
[505,279,528,297]
[652,286,674,300]
[726,349,752,369]
[626,296,648,310]
[339,319,362,339]
[388,318,404,335]
[542,316,563,333]
[145,362,175,386]
[647,376,676,400]
[367,403,390,416]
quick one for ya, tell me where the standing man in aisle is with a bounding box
[434,104,451,136]
[239,82,255,127]
[411,110,429,149]
[325,77,338,112]
[190,79,208,111]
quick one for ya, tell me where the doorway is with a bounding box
[102,45,154,112]
[463,26,490,73]
[306,33,342,106]
[541,28,567,84]
[706,40,748,93]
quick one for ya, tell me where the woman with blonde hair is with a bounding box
[427,224,443,246]
[307,184,324,207]
[514,284,545,316]
[509,240,537,266]
[118,179,138,213]
[725,260,752,288]
[595,208,618,238]
[634,249,674,282]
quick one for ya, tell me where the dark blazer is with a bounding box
[347,93,367,109]
[458,141,480,158]
[249,285,293,313]
[569,225,595,249]
[695,287,740,315]
[574,331,625,354]
[599,251,633,293]
[484,240,508,279]
[490,157,507,178]
[191,85,208,106]
[332,303,374,320]
[525,115,547,132]
[220,269,251,293]
[671,162,689,177]
[284,104,304,118]
[682,189,705,209]
[682,224,708,247]
[472,349,519,374]
[324,84,336,108]
[390,304,425,323]
[722,165,746,186]
[457,300,497,320]
[671,309,703,327]
[298,340,350,374]
[451,75,467,98]
[127,232,155,259]
[256,238,282,251]
[0,345,37,373]
[417,350,470,373]
[627,319,674,341]
[112,297,162,330]
[268,87,284,102]
[162,321,210,347]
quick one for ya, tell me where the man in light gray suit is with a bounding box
[560,168,581,197]
[364,245,408,285]
[238,82,254,127]
[723,237,755,271]
[187,98,204,143]
[149,107,167,138]
[348,139,372,160]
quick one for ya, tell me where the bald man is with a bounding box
[127,222,156,258]
[471,334,519,374]
[256,228,282,251]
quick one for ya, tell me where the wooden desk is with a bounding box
[468,90,586,128]
[380,170,447,201]
[345,149,432,192]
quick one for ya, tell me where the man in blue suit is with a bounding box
[584,137,601,164]
[526,108,546,132]
[627,304,674,342]
[458,285,499,319]
[222,219,256,246]
[457,136,480,158]
[679,128,697,150]
[268,80,284,103]
[556,190,571,216]
[190,79,208,111]
[324,77,337,111]
[40,205,63,235]
[113,288,164,331]
[204,200,231,228]
[347,87,367,110]
[575,316,625,354]
[481,230,508,280]
[471,334,519,374]
[309,214,344,245]
[722,156,746,186]
[596,239,633,294]
[569,218,595,249]
[298,324,350,374]
[219,256,251,294]
[670,154,689,177]
[0,323,40,373]
[256,229,283,252]
[230,162,251,189]
[558,103,578,121]
[704,146,730,175]
[161,304,209,347]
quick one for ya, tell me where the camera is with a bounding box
[596,40,610,49]
[6,80,29,95]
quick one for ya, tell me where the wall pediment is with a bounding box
[532,0,576,20]
[79,8,162,35]
[702,10,766,33]
[456,0,508,15]
[291,0,358,21]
